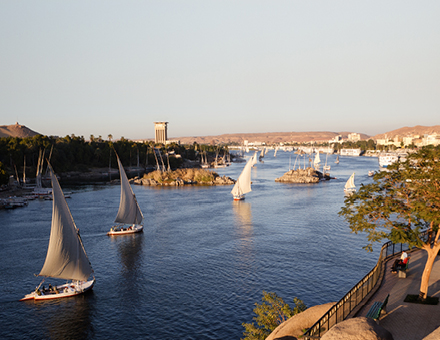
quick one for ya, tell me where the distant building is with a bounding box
[154,122,168,144]
[329,135,343,144]
[423,133,440,146]
[348,133,361,142]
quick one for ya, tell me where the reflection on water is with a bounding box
[232,200,255,282]
[32,293,94,340]
[232,200,253,235]
[111,234,144,275]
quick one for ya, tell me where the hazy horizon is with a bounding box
[1,1,439,140]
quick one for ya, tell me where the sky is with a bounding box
[1,1,439,140]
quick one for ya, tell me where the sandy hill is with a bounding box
[373,125,440,139]
[0,123,40,138]
[172,131,371,145]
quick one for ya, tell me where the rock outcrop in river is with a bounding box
[275,167,331,183]
[131,168,235,186]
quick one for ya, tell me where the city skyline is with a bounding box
[1,1,439,140]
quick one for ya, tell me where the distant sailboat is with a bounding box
[344,172,356,193]
[21,165,95,301]
[231,157,253,200]
[251,151,258,167]
[314,152,321,170]
[335,155,339,164]
[32,149,52,196]
[259,148,265,162]
[107,153,144,235]
[323,151,331,172]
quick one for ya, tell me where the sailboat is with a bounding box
[32,149,52,196]
[335,155,339,164]
[259,148,265,162]
[251,151,258,167]
[107,154,144,235]
[21,165,94,301]
[344,172,356,193]
[323,151,331,172]
[314,152,321,169]
[231,157,253,200]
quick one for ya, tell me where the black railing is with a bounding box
[302,238,416,339]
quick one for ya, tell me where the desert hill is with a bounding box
[0,123,40,138]
[2,122,439,144]
[373,125,440,140]
[172,131,371,145]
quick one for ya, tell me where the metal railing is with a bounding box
[302,239,415,339]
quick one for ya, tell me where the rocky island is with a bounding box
[275,167,332,183]
[131,168,235,186]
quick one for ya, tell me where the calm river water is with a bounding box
[0,151,381,339]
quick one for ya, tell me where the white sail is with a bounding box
[314,152,321,164]
[344,172,356,191]
[39,168,93,282]
[114,156,144,225]
[231,157,253,198]
[251,152,258,166]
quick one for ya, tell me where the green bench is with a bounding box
[366,294,389,320]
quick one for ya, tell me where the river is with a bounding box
[0,151,381,339]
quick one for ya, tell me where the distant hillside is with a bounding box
[373,125,440,139]
[0,123,40,138]
[172,131,371,145]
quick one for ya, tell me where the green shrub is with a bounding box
[242,291,306,340]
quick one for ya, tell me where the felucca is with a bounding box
[21,165,94,301]
[107,154,144,235]
[231,157,253,200]
[344,172,356,194]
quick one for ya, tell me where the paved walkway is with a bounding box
[356,250,440,340]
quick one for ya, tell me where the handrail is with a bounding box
[302,235,420,340]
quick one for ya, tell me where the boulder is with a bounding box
[320,317,393,340]
[266,302,335,340]
[423,326,440,340]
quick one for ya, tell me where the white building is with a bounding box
[348,133,361,142]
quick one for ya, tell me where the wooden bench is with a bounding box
[366,294,389,320]
[398,258,410,278]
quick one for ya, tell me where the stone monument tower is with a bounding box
[154,122,168,144]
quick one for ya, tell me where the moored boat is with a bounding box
[378,152,407,168]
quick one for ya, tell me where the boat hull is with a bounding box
[107,225,143,236]
[233,195,245,201]
[20,279,95,301]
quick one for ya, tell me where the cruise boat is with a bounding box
[340,149,362,156]
[378,152,407,168]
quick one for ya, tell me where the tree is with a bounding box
[242,291,306,340]
[339,146,440,299]
[0,161,9,185]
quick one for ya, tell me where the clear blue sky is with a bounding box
[1,1,439,140]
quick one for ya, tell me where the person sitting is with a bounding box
[391,252,409,273]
